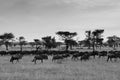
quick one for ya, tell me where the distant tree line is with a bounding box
[0,29,119,52]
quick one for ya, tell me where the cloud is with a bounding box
[0,0,120,16]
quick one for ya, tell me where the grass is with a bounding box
[0,46,120,80]
[0,55,120,80]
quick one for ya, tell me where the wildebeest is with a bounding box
[71,54,80,60]
[80,54,90,61]
[89,51,98,58]
[106,51,120,62]
[10,54,23,63]
[32,55,48,64]
[61,54,70,59]
[98,51,107,58]
[71,52,84,60]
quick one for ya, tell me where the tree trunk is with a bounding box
[20,45,23,52]
[113,44,116,50]
[70,45,72,50]
[93,44,95,52]
[88,41,91,49]
[92,38,95,52]
[66,44,69,51]
[5,44,9,51]
[100,45,102,50]
[36,45,38,51]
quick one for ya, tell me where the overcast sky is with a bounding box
[0,0,120,41]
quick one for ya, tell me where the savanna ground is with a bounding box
[0,46,120,80]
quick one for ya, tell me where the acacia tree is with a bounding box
[18,36,26,52]
[42,36,56,50]
[92,29,104,51]
[0,33,14,51]
[84,29,104,52]
[34,39,42,51]
[56,31,77,51]
[107,35,120,49]
[93,29,104,49]
[0,41,3,47]
[85,30,92,49]
[65,39,77,50]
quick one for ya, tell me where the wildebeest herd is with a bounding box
[0,50,120,64]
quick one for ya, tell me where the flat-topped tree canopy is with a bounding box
[34,39,40,43]
[92,29,104,37]
[56,31,77,51]
[0,33,14,51]
[42,36,56,49]
[56,31,77,40]
[0,33,14,40]
[18,36,26,52]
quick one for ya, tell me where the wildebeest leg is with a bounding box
[11,59,15,64]
[10,60,13,63]
[74,58,76,61]
[71,57,74,60]
[52,59,54,62]
[10,57,13,63]
[93,55,95,59]
[15,60,18,64]
[114,58,117,62]
[110,58,113,62]
[80,58,83,61]
[41,59,43,63]
[107,57,109,62]
[32,59,34,62]
[34,60,36,64]
[98,55,101,58]
[77,57,79,60]
[17,59,19,63]
[73,58,75,60]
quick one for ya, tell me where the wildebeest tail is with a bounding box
[10,56,13,62]
[32,58,35,62]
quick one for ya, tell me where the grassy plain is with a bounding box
[0,46,120,80]
[0,55,120,80]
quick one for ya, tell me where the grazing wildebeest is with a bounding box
[71,54,80,60]
[80,54,90,61]
[61,54,70,59]
[89,51,98,58]
[107,51,120,62]
[10,54,23,63]
[32,55,48,64]
[71,52,84,60]
[52,55,64,62]
[98,51,107,58]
